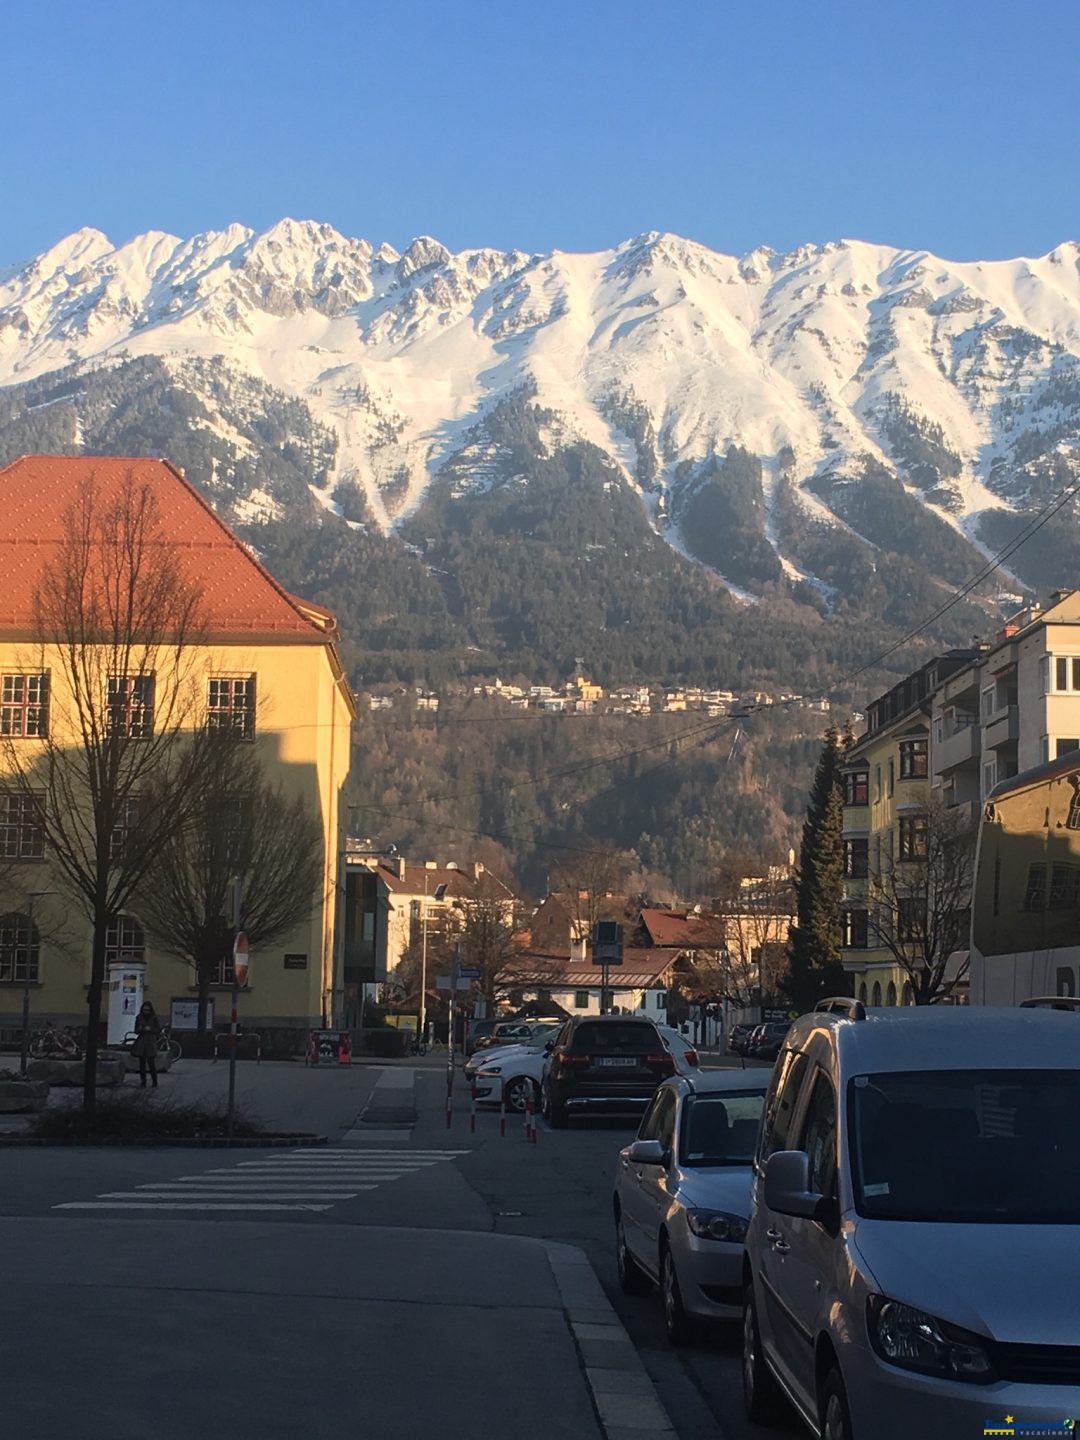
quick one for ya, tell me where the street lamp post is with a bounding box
[20,890,53,1077]
[419,877,447,1047]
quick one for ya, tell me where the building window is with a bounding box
[858,982,868,1004]
[0,792,45,860]
[886,981,897,1006]
[843,837,868,878]
[108,675,154,739]
[888,757,895,795]
[871,981,882,1006]
[0,912,39,983]
[110,795,145,865]
[1049,864,1080,910]
[843,909,868,949]
[843,770,868,806]
[982,760,997,798]
[215,794,253,869]
[982,687,995,721]
[875,765,882,800]
[573,990,590,1009]
[1023,864,1047,912]
[1,674,49,738]
[899,738,928,779]
[1047,657,1080,693]
[898,814,928,860]
[896,896,926,942]
[208,675,256,740]
[105,914,145,966]
[1056,739,1080,760]
[655,990,667,1009]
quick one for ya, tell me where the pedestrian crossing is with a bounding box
[52,1149,468,1213]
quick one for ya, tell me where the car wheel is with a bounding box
[615,1212,651,1295]
[820,1368,853,1440]
[504,1075,537,1114]
[742,1280,782,1423]
[660,1241,695,1345]
[542,1085,567,1128]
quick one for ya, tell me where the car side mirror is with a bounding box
[544,1040,555,1053]
[627,1139,666,1165]
[763,1150,837,1225]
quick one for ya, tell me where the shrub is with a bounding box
[27,1091,269,1141]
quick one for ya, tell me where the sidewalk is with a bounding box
[1,1217,672,1440]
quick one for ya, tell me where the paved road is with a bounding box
[3,1053,798,1439]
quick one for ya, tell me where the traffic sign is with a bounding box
[233,931,250,988]
[436,976,472,991]
[458,967,482,979]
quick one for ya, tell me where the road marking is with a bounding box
[100,1191,368,1200]
[54,1202,332,1212]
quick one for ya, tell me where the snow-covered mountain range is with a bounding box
[3,219,1080,608]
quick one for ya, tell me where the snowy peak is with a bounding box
[2,220,1080,601]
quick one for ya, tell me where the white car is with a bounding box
[614,1068,769,1344]
[462,1025,561,1082]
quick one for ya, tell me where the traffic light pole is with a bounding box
[227,878,241,1138]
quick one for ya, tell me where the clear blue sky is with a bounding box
[4,0,1078,266]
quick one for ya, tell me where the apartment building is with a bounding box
[839,651,974,1005]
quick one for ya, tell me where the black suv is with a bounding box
[540,1016,675,1127]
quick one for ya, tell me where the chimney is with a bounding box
[1050,588,1071,606]
[396,857,406,881]
[425,860,438,870]
[473,862,485,880]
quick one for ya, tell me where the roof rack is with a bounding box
[1019,996,1080,1012]
[814,997,867,1021]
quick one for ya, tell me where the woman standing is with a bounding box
[133,1001,161,1088]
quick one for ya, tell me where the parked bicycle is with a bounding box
[28,1023,82,1060]
[123,1025,182,1064]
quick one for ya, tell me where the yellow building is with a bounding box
[839,653,973,1005]
[0,455,355,1038]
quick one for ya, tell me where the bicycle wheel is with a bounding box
[168,1038,182,1063]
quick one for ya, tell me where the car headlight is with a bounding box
[867,1297,995,1384]
[685,1208,748,1243]
[476,1066,501,1077]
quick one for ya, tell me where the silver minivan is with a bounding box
[743,1001,1080,1439]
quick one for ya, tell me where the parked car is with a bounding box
[472,1047,547,1112]
[744,1024,768,1056]
[463,1025,561,1083]
[540,1016,680,1128]
[743,999,1080,1439]
[728,1023,755,1055]
[657,1025,699,1071]
[613,1068,769,1343]
[751,1020,791,1062]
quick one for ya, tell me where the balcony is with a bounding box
[944,798,980,829]
[984,705,1019,751]
[934,722,979,775]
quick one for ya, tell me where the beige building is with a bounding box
[0,456,355,1036]
[840,652,974,1005]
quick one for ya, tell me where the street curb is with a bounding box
[543,1240,677,1439]
[0,1133,328,1148]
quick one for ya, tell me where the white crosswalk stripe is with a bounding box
[52,1149,466,1214]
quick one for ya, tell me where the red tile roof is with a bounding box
[499,949,674,988]
[0,455,335,642]
[639,907,728,950]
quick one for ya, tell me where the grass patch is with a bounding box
[26,1091,269,1141]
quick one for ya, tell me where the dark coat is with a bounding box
[132,1013,161,1058]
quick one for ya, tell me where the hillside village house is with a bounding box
[0,456,355,1038]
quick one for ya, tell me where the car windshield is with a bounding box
[850,1069,1080,1223]
[680,1090,766,1166]
[571,1022,657,1053]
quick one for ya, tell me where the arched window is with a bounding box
[886,981,898,1007]
[858,982,868,1004]
[871,981,882,1007]
[0,912,39,983]
[902,981,915,1006]
[105,914,145,966]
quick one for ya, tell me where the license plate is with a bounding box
[596,1057,636,1067]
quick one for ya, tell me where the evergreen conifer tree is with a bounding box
[781,726,850,1011]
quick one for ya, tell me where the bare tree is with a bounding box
[712,855,796,1007]
[865,802,976,1004]
[550,844,636,946]
[1,472,213,1121]
[137,740,323,1034]
[455,874,522,1007]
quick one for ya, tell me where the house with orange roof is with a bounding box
[0,455,356,1037]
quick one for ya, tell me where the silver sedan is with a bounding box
[614,1068,767,1344]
